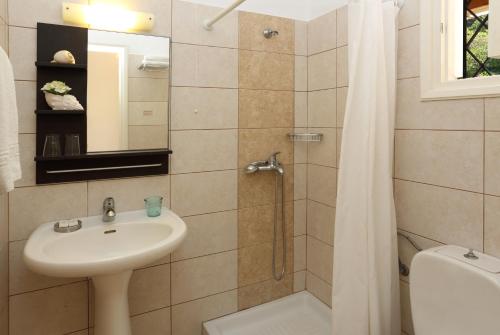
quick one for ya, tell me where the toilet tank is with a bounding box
[410,245,500,335]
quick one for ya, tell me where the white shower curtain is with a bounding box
[332,1,400,335]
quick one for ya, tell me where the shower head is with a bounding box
[263,28,279,39]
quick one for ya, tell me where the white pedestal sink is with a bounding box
[23,208,187,335]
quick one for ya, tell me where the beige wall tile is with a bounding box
[399,0,419,29]
[307,236,333,284]
[294,235,306,271]
[307,164,337,206]
[171,87,238,130]
[129,264,170,315]
[239,164,294,208]
[88,0,172,37]
[238,128,293,167]
[238,242,273,286]
[9,282,88,335]
[308,89,336,128]
[295,20,308,56]
[15,134,36,187]
[396,78,484,130]
[9,182,87,241]
[238,202,293,248]
[294,128,308,163]
[238,274,293,310]
[172,290,237,335]
[294,163,307,200]
[239,12,294,54]
[337,45,348,87]
[0,0,6,23]
[239,50,294,90]
[173,210,237,261]
[308,49,337,91]
[172,43,238,88]
[485,195,500,258]
[486,98,500,131]
[128,102,168,126]
[397,25,419,79]
[0,18,7,52]
[131,307,171,335]
[293,271,306,292]
[306,271,332,307]
[400,280,414,335]
[173,0,238,48]
[171,170,237,216]
[337,128,343,165]
[294,199,307,236]
[308,10,336,55]
[307,200,335,245]
[171,130,237,174]
[88,175,170,216]
[171,251,237,304]
[295,56,308,91]
[9,26,36,80]
[16,81,37,134]
[9,0,87,28]
[394,180,483,250]
[308,128,337,168]
[337,6,348,47]
[239,89,294,128]
[395,130,484,192]
[9,240,84,295]
[336,87,348,128]
[486,132,500,196]
[295,92,308,128]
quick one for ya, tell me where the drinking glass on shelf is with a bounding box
[64,134,81,156]
[43,134,62,157]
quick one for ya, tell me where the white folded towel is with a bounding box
[0,46,21,193]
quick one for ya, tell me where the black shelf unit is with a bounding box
[35,23,171,184]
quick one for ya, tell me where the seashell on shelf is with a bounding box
[51,50,76,64]
[44,93,84,110]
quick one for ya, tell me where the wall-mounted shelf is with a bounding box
[288,133,324,142]
[35,61,87,70]
[35,109,85,115]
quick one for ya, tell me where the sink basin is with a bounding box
[24,207,187,335]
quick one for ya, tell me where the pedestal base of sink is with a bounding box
[92,270,133,335]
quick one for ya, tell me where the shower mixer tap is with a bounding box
[245,152,285,176]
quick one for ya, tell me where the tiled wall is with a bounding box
[4,0,307,334]
[302,7,347,307]
[237,12,296,310]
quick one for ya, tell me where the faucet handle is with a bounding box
[103,197,115,208]
[269,152,281,163]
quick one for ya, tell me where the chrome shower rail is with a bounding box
[203,0,247,30]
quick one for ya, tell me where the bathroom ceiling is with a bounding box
[183,0,349,21]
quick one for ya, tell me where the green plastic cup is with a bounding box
[144,196,163,217]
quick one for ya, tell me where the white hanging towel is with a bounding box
[0,46,21,193]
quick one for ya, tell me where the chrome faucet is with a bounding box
[245,152,285,176]
[102,197,116,223]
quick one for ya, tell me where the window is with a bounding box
[420,0,500,99]
[463,0,500,78]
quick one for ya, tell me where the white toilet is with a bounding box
[410,245,500,335]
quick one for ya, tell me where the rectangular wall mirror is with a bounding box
[87,30,170,152]
[35,23,171,184]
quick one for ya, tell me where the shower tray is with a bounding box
[203,291,332,335]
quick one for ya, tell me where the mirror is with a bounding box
[86,30,170,152]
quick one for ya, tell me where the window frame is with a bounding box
[420,0,500,100]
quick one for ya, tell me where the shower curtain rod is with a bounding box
[203,0,247,30]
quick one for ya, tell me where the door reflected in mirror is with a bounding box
[87,30,170,152]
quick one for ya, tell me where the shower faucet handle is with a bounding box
[268,152,281,163]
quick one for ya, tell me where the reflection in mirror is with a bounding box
[87,30,170,152]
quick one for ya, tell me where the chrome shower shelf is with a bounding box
[288,133,323,142]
